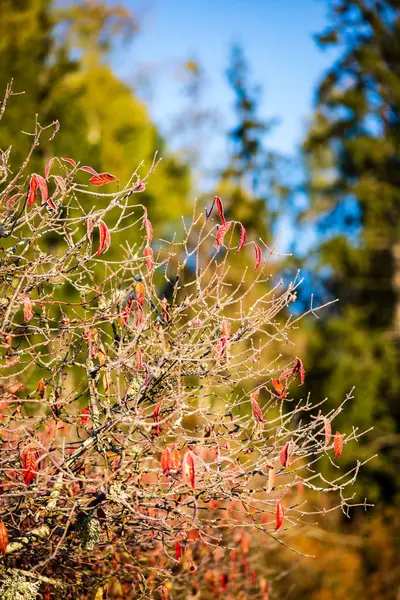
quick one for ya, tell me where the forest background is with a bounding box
[1,0,399,598]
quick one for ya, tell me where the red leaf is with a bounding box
[80,165,98,176]
[46,197,57,211]
[215,336,228,361]
[161,448,172,476]
[175,541,182,561]
[275,499,284,531]
[324,418,332,448]
[96,220,111,255]
[279,367,296,381]
[236,222,247,253]
[253,242,262,270]
[250,393,264,423]
[80,407,90,427]
[87,217,95,240]
[215,221,231,250]
[215,196,226,224]
[23,296,34,322]
[294,357,306,385]
[144,246,154,270]
[45,157,56,180]
[334,431,344,459]
[153,400,163,436]
[27,175,38,206]
[6,193,22,209]
[61,157,77,167]
[279,442,290,467]
[21,448,37,485]
[182,450,196,489]
[89,172,118,186]
[0,521,8,555]
[36,174,48,204]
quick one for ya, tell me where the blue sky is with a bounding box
[114,0,337,164]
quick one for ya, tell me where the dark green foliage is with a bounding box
[302,0,400,502]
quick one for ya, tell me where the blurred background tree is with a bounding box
[298,0,400,506]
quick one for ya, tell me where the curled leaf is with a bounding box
[334,431,344,459]
[45,157,56,180]
[80,165,98,176]
[271,379,287,399]
[136,347,143,370]
[144,246,154,270]
[236,222,247,253]
[324,418,332,448]
[27,175,38,206]
[0,521,8,555]
[275,499,284,531]
[279,442,290,467]
[161,447,172,476]
[21,447,38,485]
[89,172,118,186]
[97,220,111,256]
[171,446,181,471]
[215,196,226,224]
[182,450,196,489]
[250,392,264,423]
[253,242,262,270]
[6,193,22,209]
[36,174,48,204]
[141,212,153,246]
[61,157,77,167]
[23,296,34,322]
[215,221,231,250]
[266,464,276,493]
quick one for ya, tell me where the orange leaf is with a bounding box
[21,447,37,485]
[0,521,8,555]
[37,378,45,399]
[275,499,284,531]
[161,448,172,476]
[135,282,145,306]
[334,431,344,459]
[171,447,181,471]
[271,379,287,399]
[89,172,118,186]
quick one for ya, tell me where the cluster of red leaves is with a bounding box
[211,196,262,269]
